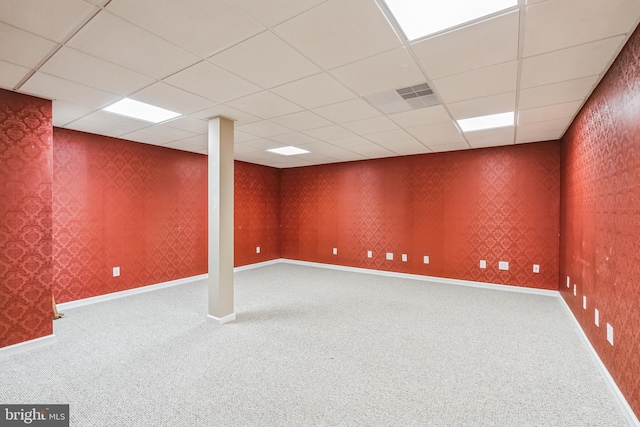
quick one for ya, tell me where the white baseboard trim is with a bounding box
[234,259,283,272]
[0,334,57,358]
[207,313,236,324]
[559,296,640,427]
[58,274,209,310]
[279,259,558,297]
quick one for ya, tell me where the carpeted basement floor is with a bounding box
[0,263,632,426]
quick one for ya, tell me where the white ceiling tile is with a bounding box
[312,99,380,123]
[378,139,431,156]
[518,76,599,110]
[388,105,451,128]
[226,91,303,119]
[164,135,208,152]
[271,132,318,146]
[0,22,56,68]
[271,73,356,109]
[366,129,412,144]
[347,143,395,158]
[406,121,465,145]
[465,127,515,148]
[523,0,640,57]
[300,141,367,161]
[20,72,119,108]
[40,47,154,96]
[518,101,583,126]
[52,100,93,126]
[295,152,340,164]
[343,116,398,135]
[79,110,152,132]
[270,111,332,131]
[516,129,565,144]
[447,92,516,120]
[304,125,356,141]
[275,0,402,69]
[231,0,327,26]
[120,130,170,146]
[234,142,260,153]
[83,0,110,5]
[412,11,519,79]
[68,12,199,79]
[130,82,215,115]
[236,120,292,138]
[329,136,374,149]
[517,118,572,136]
[121,124,196,145]
[191,105,260,125]
[107,0,264,57]
[331,47,424,96]
[433,61,518,103]
[241,139,286,150]
[0,0,96,41]
[234,130,261,142]
[164,61,261,103]
[163,116,208,134]
[271,132,320,145]
[65,119,130,138]
[210,31,319,88]
[428,142,471,153]
[0,61,29,90]
[521,37,625,89]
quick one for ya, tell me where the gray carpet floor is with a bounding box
[0,263,630,426]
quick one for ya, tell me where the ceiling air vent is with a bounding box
[364,82,439,114]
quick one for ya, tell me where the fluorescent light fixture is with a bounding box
[103,98,181,123]
[383,0,518,41]
[267,146,310,156]
[457,112,514,132]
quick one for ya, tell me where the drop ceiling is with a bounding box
[1,0,639,168]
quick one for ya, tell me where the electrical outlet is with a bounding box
[533,264,540,273]
[583,296,587,310]
[256,246,260,254]
[573,284,577,296]
[607,323,614,346]
[566,276,570,288]
[386,252,393,261]
[498,261,509,271]
[113,267,120,277]
[333,248,337,255]
[595,309,600,327]
[367,250,372,258]
[423,255,429,264]
[480,260,486,269]
[402,254,407,262]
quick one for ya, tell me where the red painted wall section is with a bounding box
[53,128,208,303]
[560,25,640,417]
[234,161,280,266]
[0,89,53,348]
[281,142,560,289]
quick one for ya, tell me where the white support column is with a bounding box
[207,116,235,324]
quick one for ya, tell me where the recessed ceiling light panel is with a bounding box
[267,146,310,156]
[383,0,518,41]
[457,112,514,132]
[103,98,181,123]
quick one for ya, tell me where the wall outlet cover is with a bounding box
[402,254,407,262]
[533,264,540,273]
[583,296,587,310]
[333,248,337,255]
[566,276,570,288]
[498,261,509,271]
[113,267,120,277]
[256,246,260,254]
[386,252,393,260]
[423,255,429,264]
[367,250,372,258]
[607,323,614,346]
[573,284,577,296]
[595,309,600,327]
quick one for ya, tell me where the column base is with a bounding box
[207,313,236,325]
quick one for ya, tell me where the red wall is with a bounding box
[560,26,640,417]
[234,161,280,266]
[280,142,560,289]
[53,128,208,303]
[0,89,53,347]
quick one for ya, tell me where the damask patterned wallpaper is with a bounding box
[560,25,640,418]
[234,161,280,267]
[280,141,560,290]
[0,89,53,348]
[53,129,208,303]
